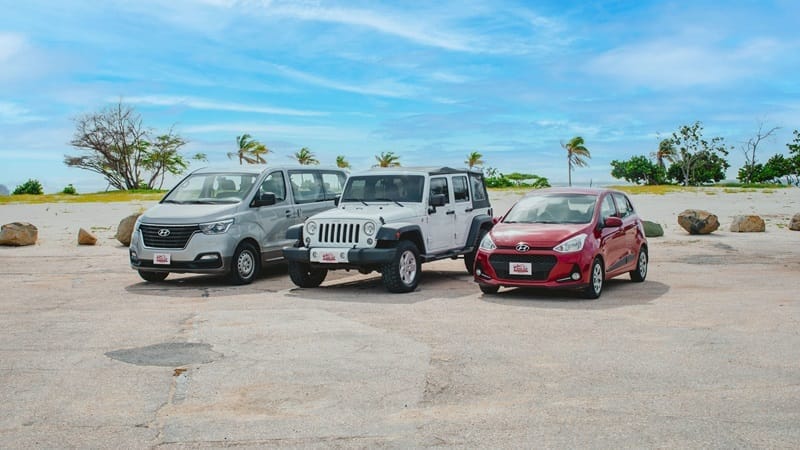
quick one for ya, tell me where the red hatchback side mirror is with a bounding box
[603,216,623,228]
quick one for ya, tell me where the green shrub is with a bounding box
[62,184,78,195]
[13,179,44,195]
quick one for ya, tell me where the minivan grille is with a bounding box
[140,224,200,249]
[317,222,361,245]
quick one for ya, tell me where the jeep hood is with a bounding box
[311,203,422,224]
[140,203,239,225]
[490,222,589,248]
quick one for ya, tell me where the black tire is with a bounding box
[464,228,488,275]
[630,246,648,282]
[138,270,168,282]
[227,241,260,285]
[583,257,604,299]
[479,284,499,295]
[287,261,328,288]
[382,240,421,293]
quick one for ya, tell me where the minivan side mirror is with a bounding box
[429,194,446,207]
[603,216,623,228]
[252,192,276,207]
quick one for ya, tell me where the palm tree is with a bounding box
[374,151,401,167]
[335,155,351,169]
[652,138,676,170]
[293,147,319,165]
[227,134,268,164]
[561,136,591,186]
[465,151,484,168]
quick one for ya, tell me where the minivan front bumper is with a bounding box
[129,228,236,274]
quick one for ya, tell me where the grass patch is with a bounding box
[610,184,790,195]
[0,190,165,204]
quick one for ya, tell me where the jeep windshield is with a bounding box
[162,173,258,204]
[341,175,425,203]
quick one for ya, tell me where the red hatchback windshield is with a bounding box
[503,193,597,224]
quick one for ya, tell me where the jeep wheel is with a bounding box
[288,261,328,288]
[382,240,421,293]
[227,241,260,285]
[138,270,168,282]
[464,228,487,274]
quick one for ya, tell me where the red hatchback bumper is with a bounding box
[473,248,594,290]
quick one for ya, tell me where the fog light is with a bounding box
[199,254,219,261]
[367,238,374,245]
[340,252,345,259]
[129,251,137,262]
[571,272,581,280]
[475,268,482,276]
[305,237,311,245]
[312,251,318,259]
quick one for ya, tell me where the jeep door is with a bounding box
[427,176,455,252]
[253,170,297,262]
[450,174,473,247]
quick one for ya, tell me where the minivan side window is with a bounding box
[453,176,469,202]
[321,172,346,200]
[259,171,287,203]
[289,170,324,204]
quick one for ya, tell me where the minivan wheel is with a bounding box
[382,240,421,293]
[630,246,648,282]
[227,241,260,285]
[464,228,487,275]
[138,270,168,282]
[287,261,328,288]
[583,257,604,299]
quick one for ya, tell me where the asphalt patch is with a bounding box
[105,342,221,366]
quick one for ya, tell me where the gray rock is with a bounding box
[115,213,142,246]
[642,220,664,237]
[790,213,800,231]
[0,222,38,246]
[677,209,719,235]
[730,215,765,232]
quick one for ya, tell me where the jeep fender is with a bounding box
[465,215,494,249]
[286,223,304,241]
[376,224,425,253]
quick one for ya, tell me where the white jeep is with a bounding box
[283,167,494,293]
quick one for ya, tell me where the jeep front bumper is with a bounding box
[283,246,396,266]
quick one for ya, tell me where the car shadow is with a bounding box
[125,264,293,298]
[479,279,670,310]
[285,269,477,304]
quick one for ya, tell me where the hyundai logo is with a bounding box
[157,228,171,238]
[515,243,530,252]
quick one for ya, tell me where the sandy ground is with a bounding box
[1,188,799,448]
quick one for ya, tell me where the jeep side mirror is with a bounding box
[333,195,340,206]
[252,192,276,207]
[429,194,446,207]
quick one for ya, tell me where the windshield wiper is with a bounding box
[373,198,404,207]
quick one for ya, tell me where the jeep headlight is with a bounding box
[553,233,587,253]
[306,221,317,235]
[363,221,376,236]
[479,233,496,250]
[199,218,234,234]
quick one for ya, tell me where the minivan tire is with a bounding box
[287,261,328,288]
[138,270,168,282]
[382,240,421,293]
[228,241,260,285]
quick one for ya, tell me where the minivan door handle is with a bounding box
[446,210,455,215]
[284,209,293,218]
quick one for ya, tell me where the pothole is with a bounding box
[105,342,222,366]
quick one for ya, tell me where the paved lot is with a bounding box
[1,193,799,448]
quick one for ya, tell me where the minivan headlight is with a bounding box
[553,233,587,253]
[199,218,234,234]
[306,221,317,235]
[363,221,376,236]
[479,233,496,250]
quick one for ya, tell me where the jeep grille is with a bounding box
[317,222,361,245]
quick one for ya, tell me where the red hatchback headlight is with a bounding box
[553,233,587,253]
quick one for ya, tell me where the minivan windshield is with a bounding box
[163,173,258,204]
[341,175,425,203]
[504,193,597,224]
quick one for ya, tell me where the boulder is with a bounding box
[0,222,38,246]
[790,213,800,231]
[78,228,98,245]
[0,184,8,196]
[730,215,765,232]
[677,209,719,235]
[115,213,142,246]
[642,220,664,237]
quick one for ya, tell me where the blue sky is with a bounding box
[1,0,799,192]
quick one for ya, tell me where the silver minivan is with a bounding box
[129,165,347,284]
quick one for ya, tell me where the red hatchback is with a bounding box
[473,188,648,299]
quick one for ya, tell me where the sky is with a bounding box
[1,0,800,193]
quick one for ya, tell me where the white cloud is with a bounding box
[123,95,327,117]
[0,32,26,62]
[270,64,421,98]
[0,102,45,124]
[587,37,784,88]
[182,122,367,141]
